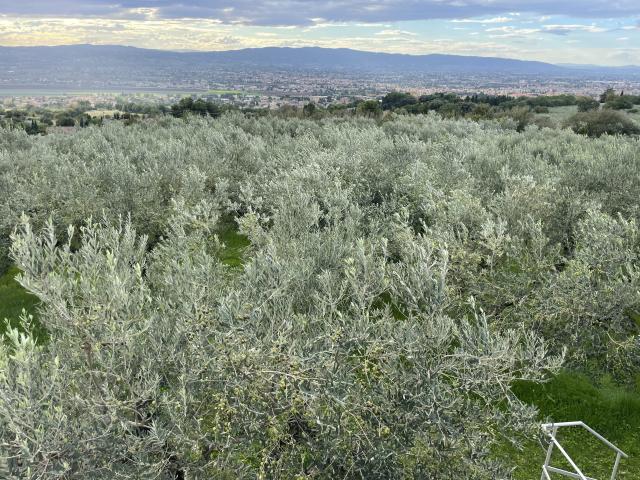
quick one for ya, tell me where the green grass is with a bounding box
[533,105,577,129]
[627,109,640,124]
[0,265,45,341]
[545,105,579,124]
[216,218,250,268]
[499,371,640,479]
[206,89,244,96]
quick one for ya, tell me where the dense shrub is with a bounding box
[56,116,76,127]
[565,109,640,137]
[381,92,417,110]
[605,96,635,110]
[0,201,560,479]
[171,97,223,118]
[576,96,600,112]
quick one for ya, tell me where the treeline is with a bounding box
[0,108,103,133]
[378,90,640,115]
[0,101,144,134]
[6,88,640,138]
[273,90,640,137]
[380,91,581,115]
[0,97,228,135]
[599,88,640,109]
[347,90,640,137]
[169,96,225,118]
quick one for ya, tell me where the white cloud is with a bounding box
[305,20,389,30]
[621,22,640,30]
[452,17,511,24]
[542,24,606,35]
[375,29,417,36]
[486,26,541,37]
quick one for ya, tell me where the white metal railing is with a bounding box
[540,421,628,480]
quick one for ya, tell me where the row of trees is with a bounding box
[170,97,224,118]
[379,89,640,115]
[0,108,109,134]
[377,91,582,115]
[350,89,640,136]
[283,89,639,137]
[5,87,638,137]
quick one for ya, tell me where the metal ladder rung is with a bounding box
[540,421,628,480]
[545,465,597,480]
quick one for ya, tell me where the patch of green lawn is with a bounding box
[206,89,244,95]
[0,265,45,341]
[627,109,640,125]
[500,371,640,479]
[216,217,250,268]
[547,105,579,121]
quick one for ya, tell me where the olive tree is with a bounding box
[0,193,560,478]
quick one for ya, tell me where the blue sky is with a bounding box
[0,1,638,65]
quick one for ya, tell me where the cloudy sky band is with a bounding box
[0,1,638,64]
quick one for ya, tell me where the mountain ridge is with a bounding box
[1,44,639,91]
[3,44,638,69]
[0,44,568,73]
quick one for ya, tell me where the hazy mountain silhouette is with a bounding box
[0,44,570,74]
[0,45,637,90]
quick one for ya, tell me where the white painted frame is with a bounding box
[540,421,628,480]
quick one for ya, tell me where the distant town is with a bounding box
[3,71,640,112]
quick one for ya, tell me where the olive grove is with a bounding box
[0,113,638,478]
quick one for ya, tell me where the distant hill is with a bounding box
[193,46,569,74]
[0,44,567,74]
[557,63,640,74]
[0,44,638,91]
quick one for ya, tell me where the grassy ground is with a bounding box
[86,109,122,118]
[217,220,250,268]
[501,372,640,479]
[0,265,44,340]
[628,109,640,124]
[546,105,579,124]
[206,89,244,96]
